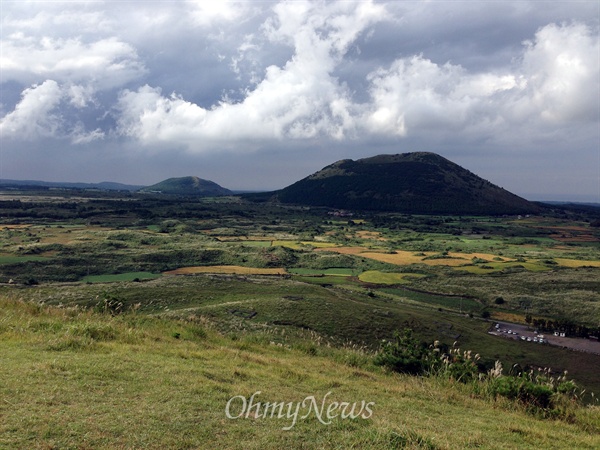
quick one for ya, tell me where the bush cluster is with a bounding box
[375,328,586,417]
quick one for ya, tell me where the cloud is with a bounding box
[515,22,599,124]
[116,1,388,147]
[187,0,251,27]
[0,80,106,143]
[1,34,145,89]
[363,21,599,145]
[0,80,63,138]
[114,16,598,154]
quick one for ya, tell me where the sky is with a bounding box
[1,1,599,201]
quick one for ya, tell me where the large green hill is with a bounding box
[140,176,232,196]
[274,152,540,214]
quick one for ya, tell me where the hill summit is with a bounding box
[140,176,232,197]
[275,152,540,214]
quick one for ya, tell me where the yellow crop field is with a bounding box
[449,252,510,262]
[361,251,472,267]
[320,247,513,268]
[164,265,287,275]
[316,246,369,255]
[554,258,600,268]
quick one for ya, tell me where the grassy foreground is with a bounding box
[1,297,599,449]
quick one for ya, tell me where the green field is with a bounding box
[381,287,482,314]
[288,267,358,276]
[0,189,599,448]
[1,296,599,449]
[358,270,425,284]
[0,255,50,264]
[82,272,162,283]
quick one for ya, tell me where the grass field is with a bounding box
[1,190,599,448]
[164,266,288,275]
[358,271,425,285]
[1,297,598,449]
[288,267,357,276]
[82,272,162,283]
[0,255,50,264]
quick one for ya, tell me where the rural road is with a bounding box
[489,321,600,356]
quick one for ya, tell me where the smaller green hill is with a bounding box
[140,176,232,196]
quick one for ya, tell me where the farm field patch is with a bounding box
[82,272,162,283]
[164,265,287,275]
[358,271,425,285]
[0,255,50,264]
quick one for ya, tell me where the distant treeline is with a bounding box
[529,316,600,339]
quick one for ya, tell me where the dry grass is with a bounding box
[355,231,387,241]
[554,258,600,268]
[0,224,32,230]
[489,311,528,324]
[318,247,514,268]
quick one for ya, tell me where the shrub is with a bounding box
[377,329,585,418]
[374,329,436,375]
[94,293,124,316]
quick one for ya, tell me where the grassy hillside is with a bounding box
[1,296,599,449]
[140,176,232,196]
[274,152,541,214]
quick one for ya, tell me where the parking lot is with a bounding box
[489,321,600,355]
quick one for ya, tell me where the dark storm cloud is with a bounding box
[0,1,598,201]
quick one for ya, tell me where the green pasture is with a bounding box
[82,272,162,283]
[0,255,50,264]
[454,260,553,274]
[381,287,482,314]
[288,267,357,276]
[291,275,355,286]
[358,271,425,285]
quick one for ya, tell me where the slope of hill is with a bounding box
[274,152,540,214]
[1,297,598,449]
[139,176,232,196]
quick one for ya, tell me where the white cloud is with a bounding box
[514,22,599,124]
[67,84,96,108]
[0,80,105,143]
[363,22,598,142]
[1,35,145,89]
[116,1,388,147]
[0,80,63,138]
[70,123,105,145]
[187,0,251,27]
